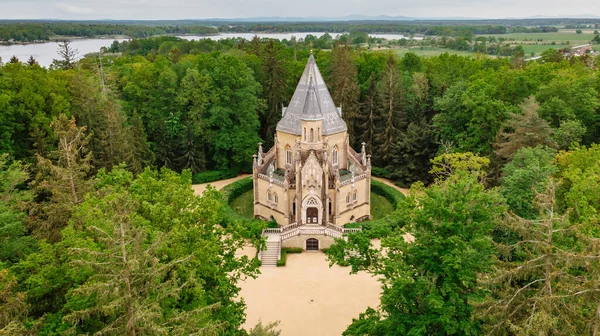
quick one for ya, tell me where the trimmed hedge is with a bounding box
[343,180,406,238]
[192,169,238,184]
[370,179,405,209]
[219,177,266,239]
[276,247,303,267]
[221,176,253,203]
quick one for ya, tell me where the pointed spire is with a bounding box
[275,55,347,136]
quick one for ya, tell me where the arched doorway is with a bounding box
[301,195,323,225]
[306,238,319,251]
[306,207,318,223]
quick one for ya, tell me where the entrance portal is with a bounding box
[306,207,318,224]
[306,238,319,250]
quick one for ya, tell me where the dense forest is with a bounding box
[1,34,600,335]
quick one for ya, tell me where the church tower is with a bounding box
[253,53,371,228]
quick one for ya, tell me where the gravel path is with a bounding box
[372,176,410,196]
[239,246,382,336]
[191,174,251,195]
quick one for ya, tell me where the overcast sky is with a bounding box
[1,0,599,20]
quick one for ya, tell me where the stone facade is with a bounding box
[253,53,371,229]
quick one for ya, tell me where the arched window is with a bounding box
[346,193,351,203]
[303,128,306,141]
[286,146,292,165]
[329,200,332,215]
[353,190,357,202]
[310,128,314,142]
[274,193,278,204]
[267,191,271,202]
[333,146,339,165]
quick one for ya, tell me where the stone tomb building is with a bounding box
[252,54,371,253]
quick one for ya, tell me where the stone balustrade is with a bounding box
[339,173,368,186]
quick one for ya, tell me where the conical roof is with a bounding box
[276,54,347,135]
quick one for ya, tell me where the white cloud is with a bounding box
[55,3,96,14]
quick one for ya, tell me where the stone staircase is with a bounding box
[261,239,281,266]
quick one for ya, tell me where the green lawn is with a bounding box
[229,189,254,219]
[370,192,395,220]
[228,189,394,221]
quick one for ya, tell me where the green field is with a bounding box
[494,32,595,43]
[393,47,476,57]
[478,31,599,56]
[228,189,394,220]
[389,46,476,57]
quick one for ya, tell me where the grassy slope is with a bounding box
[229,189,254,219]
[370,192,395,220]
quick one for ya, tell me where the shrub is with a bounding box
[276,250,287,267]
[284,247,303,254]
[192,169,238,184]
[276,247,303,266]
[371,166,391,179]
[221,177,253,203]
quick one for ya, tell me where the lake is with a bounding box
[0,32,421,68]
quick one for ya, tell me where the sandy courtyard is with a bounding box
[238,251,382,336]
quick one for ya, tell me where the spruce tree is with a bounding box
[495,97,557,160]
[482,180,600,335]
[389,118,437,186]
[359,72,378,155]
[375,55,406,164]
[64,191,220,336]
[26,56,38,67]
[32,114,92,241]
[261,40,288,148]
[329,44,360,146]
[129,110,154,173]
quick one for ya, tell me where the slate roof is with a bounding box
[276,54,347,136]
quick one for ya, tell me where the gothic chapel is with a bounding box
[253,53,372,235]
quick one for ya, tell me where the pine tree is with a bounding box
[8,56,19,64]
[482,180,600,335]
[495,97,556,160]
[375,55,406,164]
[329,44,360,146]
